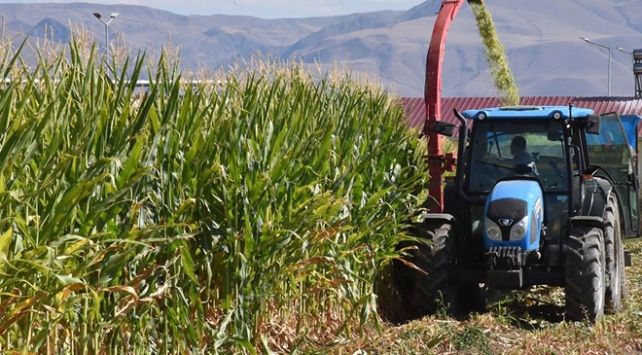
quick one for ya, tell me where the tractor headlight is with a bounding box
[509,216,529,241]
[485,217,502,241]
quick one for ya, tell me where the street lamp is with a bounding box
[93,12,119,54]
[580,37,612,97]
[616,47,632,56]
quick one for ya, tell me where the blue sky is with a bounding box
[9,0,420,18]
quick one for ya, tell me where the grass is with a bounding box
[323,238,642,354]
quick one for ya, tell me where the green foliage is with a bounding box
[0,38,427,353]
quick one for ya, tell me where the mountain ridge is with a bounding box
[1,1,641,97]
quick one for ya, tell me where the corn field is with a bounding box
[0,38,427,354]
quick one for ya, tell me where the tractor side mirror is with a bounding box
[586,115,600,135]
[433,121,457,137]
[547,130,563,141]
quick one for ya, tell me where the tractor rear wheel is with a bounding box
[565,225,606,321]
[604,195,626,313]
[393,222,457,319]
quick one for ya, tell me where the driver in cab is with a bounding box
[510,136,537,175]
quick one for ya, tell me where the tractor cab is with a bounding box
[465,108,574,194]
[458,106,639,247]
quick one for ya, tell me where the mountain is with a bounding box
[28,18,71,42]
[1,1,641,97]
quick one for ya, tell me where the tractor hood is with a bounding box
[483,180,544,252]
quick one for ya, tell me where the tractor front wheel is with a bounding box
[565,225,606,321]
[394,222,457,319]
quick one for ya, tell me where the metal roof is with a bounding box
[401,96,642,132]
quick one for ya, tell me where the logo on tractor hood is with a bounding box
[498,219,513,227]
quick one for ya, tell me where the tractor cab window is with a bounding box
[468,119,567,193]
[585,113,638,232]
[585,113,634,182]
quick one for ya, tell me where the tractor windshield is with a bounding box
[468,119,567,193]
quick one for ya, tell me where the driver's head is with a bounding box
[510,136,526,156]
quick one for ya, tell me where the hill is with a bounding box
[1,0,641,97]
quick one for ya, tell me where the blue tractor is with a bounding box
[394,105,640,322]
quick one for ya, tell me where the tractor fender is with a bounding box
[580,177,614,218]
[568,216,604,230]
[408,213,459,252]
[417,213,456,226]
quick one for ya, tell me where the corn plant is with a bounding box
[0,36,427,354]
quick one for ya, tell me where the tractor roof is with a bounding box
[462,105,594,120]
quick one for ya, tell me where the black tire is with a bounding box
[604,195,626,313]
[393,222,456,319]
[565,226,606,321]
